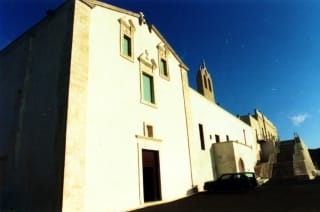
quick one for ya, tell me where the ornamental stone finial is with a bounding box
[139,12,146,25]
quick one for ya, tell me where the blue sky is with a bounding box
[1,0,319,149]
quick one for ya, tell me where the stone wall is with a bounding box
[0,1,74,211]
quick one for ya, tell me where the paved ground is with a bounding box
[131,180,320,212]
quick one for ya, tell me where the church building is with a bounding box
[0,1,278,211]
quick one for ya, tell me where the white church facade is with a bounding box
[0,0,278,211]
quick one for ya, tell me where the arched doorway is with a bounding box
[239,158,245,172]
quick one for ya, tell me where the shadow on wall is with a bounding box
[186,186,198,196]
[185,145,217,196]
[210,145,218,180]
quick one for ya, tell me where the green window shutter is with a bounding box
[143,74,154,103]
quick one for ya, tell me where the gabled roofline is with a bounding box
[82,0,140,17]
[83,0,189,71]
[0,0,72,54]
[188,87,252,129]
[1,0,189,71]
[150,25,189,71]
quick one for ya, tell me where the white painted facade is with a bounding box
[63,1,260,210]
[187,88,257,190]
[70,2,193,211]
[0,0,276,211]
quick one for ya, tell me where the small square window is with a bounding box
[146,125,153,137]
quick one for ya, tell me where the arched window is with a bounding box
[203,76,207,88]
[208,78,212,91]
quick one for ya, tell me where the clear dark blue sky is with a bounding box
[1,0,319,148]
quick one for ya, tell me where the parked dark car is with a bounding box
[204,172,258,192]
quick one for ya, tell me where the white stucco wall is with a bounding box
[80,3,192,211]
[0,1,74,210]
[0,0,284,211]
[233,143,256,172]
[188,88,256,189]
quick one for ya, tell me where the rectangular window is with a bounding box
[160,59,168,77]
[215,134,220,143]
[198,124,205,150]
[119,18,135,61]
[243,129,247,145]
[226,135,230,142]
[157,44,170,80]
[123,35,132,56]
[146,125,153,137]
[142,73,155,104]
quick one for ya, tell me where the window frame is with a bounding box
[139,51,157,107]
[198,124,205,150]
[142,72,155,104]
[144,122,154,138]
[122,34,132,57]
[119,18,135,62]
[157,44,170,80]
[160,58,168,77]
[215,134,220,143]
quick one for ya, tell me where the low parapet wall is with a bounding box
[312,170,320,177]
[293,139,316,180]
[272,137,317,181]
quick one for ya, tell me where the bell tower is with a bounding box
[196,60,216,103]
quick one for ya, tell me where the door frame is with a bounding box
[137,138,162,204]
[142,149,161,202]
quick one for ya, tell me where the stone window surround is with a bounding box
[157,43,170,80]
[138,50,157,108]
[118,17,135,62]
